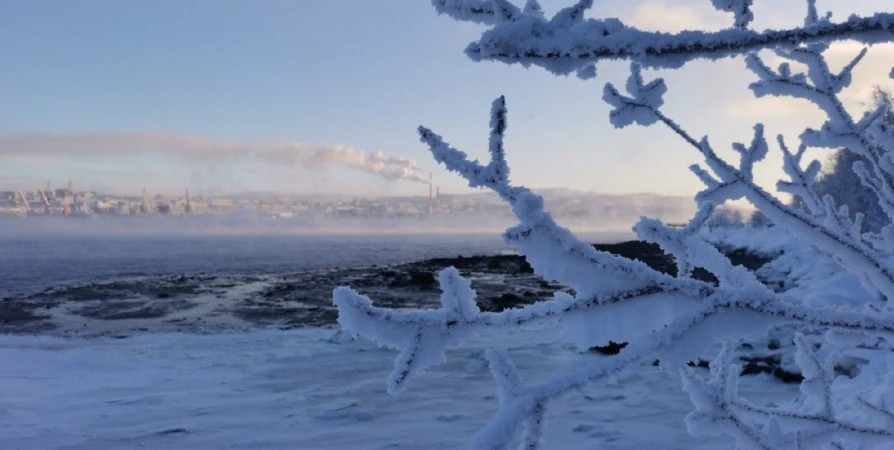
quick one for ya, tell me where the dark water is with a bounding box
[0,232,633,297]
[0,234,503,297]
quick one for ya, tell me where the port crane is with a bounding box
[14,188,32,215]
[37,187,51,214]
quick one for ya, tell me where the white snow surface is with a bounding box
[0,325,797,450]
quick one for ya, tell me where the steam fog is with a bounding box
[0,190,697,240]
[0,131,432,186]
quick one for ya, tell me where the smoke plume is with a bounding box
[0,131,431,184]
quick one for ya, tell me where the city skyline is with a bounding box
[2,1,892,198]
[0,182,703,236]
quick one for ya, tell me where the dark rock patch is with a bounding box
[0,299,49,324]
[739,354,804,383]
[408,271,437,287]
[590,241,772,286]
[593,241,678,275]
[484,293,528,312]
[687,359,711,369]
[650,359,714,369]
[0,240,781,344]
[589,341,628,355]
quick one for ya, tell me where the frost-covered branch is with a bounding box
[710,0,754,30]
[777,136,823,217]
[336,260,894,448]
[419,96,679,300]
[432,0,894,78]
[683,336,894,449]
[335,95,894,448]
[334,2,894,448]
[746,46,894,224]
[604,62,894,301]
[634,203,766,290]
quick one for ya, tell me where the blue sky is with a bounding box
[1,0,892,197]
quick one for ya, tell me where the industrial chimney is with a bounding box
[185,188,194,214]
[428,172,433,215]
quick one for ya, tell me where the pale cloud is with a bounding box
[724,95,826,122]
[723,43,894,121]
[622,1,727,33]
[823,42,894,107]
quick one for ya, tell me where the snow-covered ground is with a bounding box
[0,325,797,449]
[2,225,888,449]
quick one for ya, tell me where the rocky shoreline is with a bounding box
[5,240,832,383]
[1,240,773,336]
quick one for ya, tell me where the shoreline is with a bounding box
[0,240,770,338]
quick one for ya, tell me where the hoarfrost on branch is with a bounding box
[333,1,894,448]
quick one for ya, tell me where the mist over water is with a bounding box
[0,213,640,238]
[0,219,634,297]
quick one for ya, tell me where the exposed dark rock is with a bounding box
[651,359,712,369]
[593,241,677,275]
[739,353,805,383]
[590,345,717,371]
[408,271,437,287]
[484,293,528,312]
[835,355,870,378]
[687,359,711,369]
[0,239,784,359]
[590,241,771,286]
[725,248,772,271]
[0,299,50,325]
[770,368,804,383]
[589,341,628,355]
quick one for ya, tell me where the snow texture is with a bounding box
[0,326,812,449]
[334,1,894,449]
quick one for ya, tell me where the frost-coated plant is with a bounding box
[333,1,894,448]
[807,88,894,232]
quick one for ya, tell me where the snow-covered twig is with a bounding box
[746,47,894,225]
[419,96,676,300]
[776,136,823,217]
[683,335,894,449]
[335,96,894,448]
[333,2,894,448]
[431,0,894,78]
[604,62,894,301]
